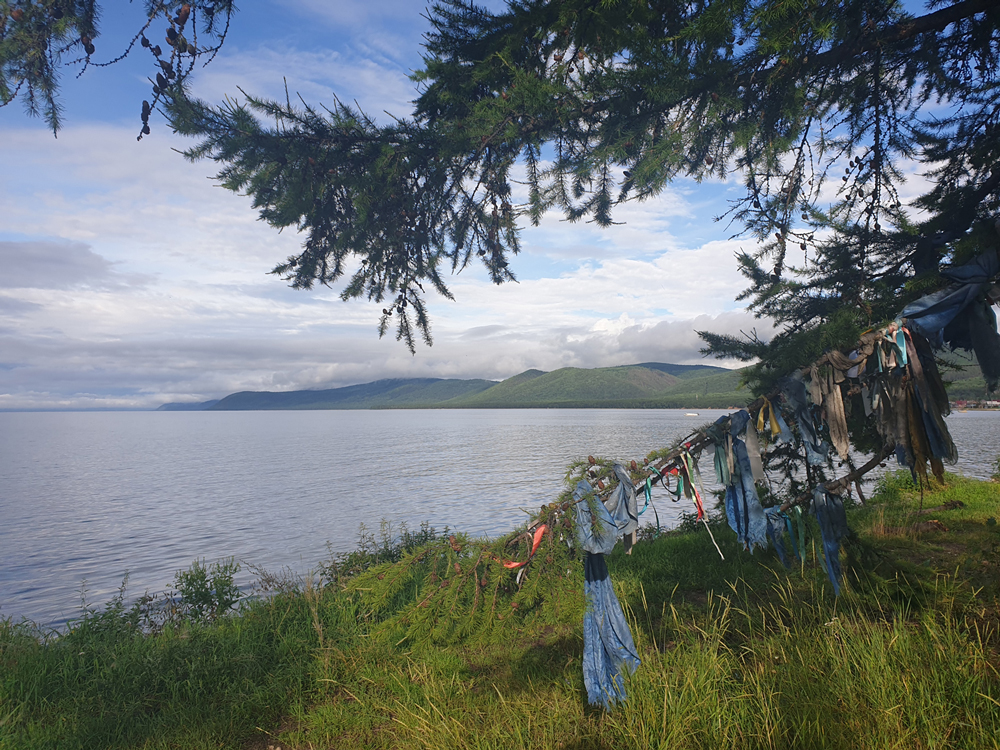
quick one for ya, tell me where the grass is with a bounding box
[2,473,999,749]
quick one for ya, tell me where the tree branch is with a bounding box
[765,0,994,81]
[779,443,895,512]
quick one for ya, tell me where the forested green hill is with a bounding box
[160,363,745,411]
[939,351,996,401]
[442,365,745,408]
[209,378,496,410]
[443,365,680,407]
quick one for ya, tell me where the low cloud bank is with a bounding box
[0,310,768,410]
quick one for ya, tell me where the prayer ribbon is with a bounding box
[781,506,806,562]
[681,448,725,560]
[642,475,662,537]
[757,396,781,439]
[646,464,672,494]
[678,450,704,520]
[894,325,908,367]
[500,524,548,569]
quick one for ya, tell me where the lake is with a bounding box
[1,408,997,627]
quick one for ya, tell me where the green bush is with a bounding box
[173,557,242,622]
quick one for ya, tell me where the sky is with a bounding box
[0,1,819,409]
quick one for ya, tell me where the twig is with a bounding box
[779,444,893,512]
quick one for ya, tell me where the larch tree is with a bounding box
[165,0,999,370]
[6,1,997,371]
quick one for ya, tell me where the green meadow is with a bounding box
[2,472,999,750]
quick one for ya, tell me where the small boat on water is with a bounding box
[685,412,699,416]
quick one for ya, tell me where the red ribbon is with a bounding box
[502,524,548,569]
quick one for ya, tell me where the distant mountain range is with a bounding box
[158,400,221,411]
[157,362,747,411]
[157,354,996,412]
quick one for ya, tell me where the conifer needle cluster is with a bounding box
[158,0,998,361]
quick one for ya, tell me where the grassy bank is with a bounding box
[2,475,999,750]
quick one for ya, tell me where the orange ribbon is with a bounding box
[501,524,549,569]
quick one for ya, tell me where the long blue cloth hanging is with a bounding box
[723,411,769,551]
[764,506,791,569]
[777,374,830,466]
[582,553,641,709]
[572,479,641,709]
[812,487,851,594]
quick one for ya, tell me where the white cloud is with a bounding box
[190,44,420,121]
[590,313,636,336]
[0,116,762,411]
[0,126,303,280]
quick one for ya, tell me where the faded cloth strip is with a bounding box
[743,419,768,486]
[823,365,851,461]
[582,553,640,709]
[812,488,850,595]
[778,374,829,466]
[605,464,639,554]
[724,411,768,551]
[764,507,791,569]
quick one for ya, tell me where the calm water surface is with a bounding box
[1,408,997,627]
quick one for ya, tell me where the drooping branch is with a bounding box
[749,0,995,84]
[778,444,894,512]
